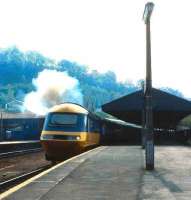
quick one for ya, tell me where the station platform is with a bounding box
[1,145,191,200]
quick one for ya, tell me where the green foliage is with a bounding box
[57,59,139,111]
[179,115,191,128]
[0,46,184,111]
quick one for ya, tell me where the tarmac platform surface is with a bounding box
[1,145,191,200]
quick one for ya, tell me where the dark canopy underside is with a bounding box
[102,88,191,129]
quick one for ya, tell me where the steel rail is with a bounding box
[0,165,51,192]
[0,148,42,159]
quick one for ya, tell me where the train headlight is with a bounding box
[76,136,80,140]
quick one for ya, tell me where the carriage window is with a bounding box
[8,125,24,132]
[50,114,78,125]
[88,118,100,133]
[88,118,94,132]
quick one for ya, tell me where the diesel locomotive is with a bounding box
[40,103,102,161]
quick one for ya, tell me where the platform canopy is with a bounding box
[102,88,191,129]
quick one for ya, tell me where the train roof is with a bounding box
[103,117,142,129]
[49,103,89,115]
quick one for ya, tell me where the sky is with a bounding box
[0,0,191,97]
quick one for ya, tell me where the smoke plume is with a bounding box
[24,69,83,115]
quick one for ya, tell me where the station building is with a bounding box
[102,88,191,144]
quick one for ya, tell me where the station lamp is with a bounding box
[143,2,154,24]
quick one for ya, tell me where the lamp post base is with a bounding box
[146,164,154,170]
[145,140,154,170]
[142,128,146,149]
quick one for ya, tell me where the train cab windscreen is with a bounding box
[43,113,87,132]
[50,114,78,126]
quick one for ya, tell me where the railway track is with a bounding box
[0,148,42,159]
[0,165,51,192]
[0,148,97,193]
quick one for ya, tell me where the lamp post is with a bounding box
[143,2,154,170]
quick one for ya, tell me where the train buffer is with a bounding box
[1,145,191,199]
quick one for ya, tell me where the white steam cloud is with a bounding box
[24,69,83,115]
